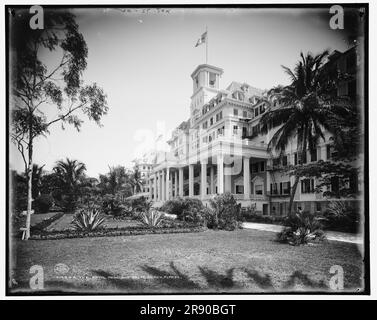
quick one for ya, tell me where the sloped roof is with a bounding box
[225,81,263,97]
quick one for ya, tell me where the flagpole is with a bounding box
[206,26,208,64]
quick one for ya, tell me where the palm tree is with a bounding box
[129,168,144,194]
[98,165,132,197]
[260,50,353,215]
[53,158,86,211]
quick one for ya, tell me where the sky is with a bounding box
[9,7,351,178]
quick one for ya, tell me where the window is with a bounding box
[310,149,317,162]
[316,202,321,212]
[260,161,265,172]
[216,111,223,122]
[255,107,259,117]
[273,158,280,167]
[301,179,315,194]
[202,136,208,143]
[331,176,339,193]
[260,104,265,114]
[236,185,244,194]
[282,155,288,166]
[209,72,216,87]
[242,126,247,137]
[271,183,278,195]
[282,182,291,195]
[327,145,338,160]
[210,117,214,126]
[202,121,208,129]
[301,151,307,164]
[233,108,238,116]
[294,153,298,165]
[233,125,239,135]
[252,125,259,136]
[243,110,247,118]
[255,184,263,195]
[252,163,258,173]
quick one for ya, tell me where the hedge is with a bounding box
[30,224,205,240]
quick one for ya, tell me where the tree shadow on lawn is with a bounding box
[9,263,332,294]
[198,267,236,289]
[283,271,328,290]
[242,268,274,290]
[90,264,330,293]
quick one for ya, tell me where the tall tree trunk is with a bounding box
[287,142,306,216]
[25,131,33,240]
[288,175,299,216]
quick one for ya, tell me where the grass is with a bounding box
[9,228,364,294]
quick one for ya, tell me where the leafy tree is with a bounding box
[98,166,132,197]
[53,158,87,211]
[260,51,353,215]
[10,10,108,239]
[129,168,144,194]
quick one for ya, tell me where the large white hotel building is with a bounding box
[147,47,361,216]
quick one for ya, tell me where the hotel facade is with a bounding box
[147,47,361,216]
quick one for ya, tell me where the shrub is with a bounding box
[33,194,54,213]
[102,194,127,217]
[127,196,152,215]
[209,192,243,230]
[323,201,360,233]
[160,197,186,216]
[277,211,325,245]
[161,197,206,226]
[139,209,164,228]
[72,207,105,231]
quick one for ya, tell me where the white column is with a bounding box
[210,166,215,194]
[189,164,194,197]
[153,175,157,201]
[174,170,178,198]
[149,178,153,200]
[201,161,207,199]
[159,171,163,201]
[165,168,170,201]
[243,157,250,200]
[217,155,224,194]
[161,170,166,201]
[225,169,231,193]
[179,167,184,197]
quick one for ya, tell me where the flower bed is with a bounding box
[29,223,205,240]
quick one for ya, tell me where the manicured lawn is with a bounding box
[9,229,364,294]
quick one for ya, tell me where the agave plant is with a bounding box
[72,208,105,231]
[139,209,164,228]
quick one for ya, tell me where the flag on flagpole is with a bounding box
[195,31,207,47]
